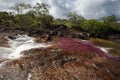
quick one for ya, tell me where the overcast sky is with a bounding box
[0,0,120,19]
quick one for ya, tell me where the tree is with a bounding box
[31,3,51,29]
[67,12,85,22]
[33,3,50,16]
[18,3,31,14]
[81,19,108,37]
[102,15,120,33]
[26,10,36,17]
[11,3,31,14]
[38,14,54,29]
[67,12,85,29]
[10,3,20,14]
[103,15,117,23]
[53,19,72,28]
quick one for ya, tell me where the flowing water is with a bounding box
[0,34,52,67]
[0,34,117,68]
[0,34,119,79]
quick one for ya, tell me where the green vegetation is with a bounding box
[81,19,108,37]
[89,38,120,56]
[0,2,120,38]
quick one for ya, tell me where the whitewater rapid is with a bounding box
[0,34,114,68]
[0,34,52,60]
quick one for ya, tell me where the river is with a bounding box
[0,34,52,67]
[0,34,120,80]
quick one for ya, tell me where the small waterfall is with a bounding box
[0,35,33,59]
[0,34,52,59]
[8,35,52,59]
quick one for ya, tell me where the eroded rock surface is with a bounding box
[0,46,120,80]
[0,32,120,80]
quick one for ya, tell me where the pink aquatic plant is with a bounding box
[55,37,120,61]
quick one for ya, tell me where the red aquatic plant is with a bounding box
[55,37,120,61]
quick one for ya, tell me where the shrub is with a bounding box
[81,20,108,37]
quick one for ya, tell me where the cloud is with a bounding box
[48,0,76,18]
[0,0,120,19]
[75,0,120,19]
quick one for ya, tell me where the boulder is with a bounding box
[8,36,16,39]
[77,32,90,39]
[0,36,9,47]
[35,37,47,43]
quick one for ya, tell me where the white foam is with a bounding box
[99,47,112,53]
[0,34,52,59]
[27,73,32,80]
[8,43,51,59]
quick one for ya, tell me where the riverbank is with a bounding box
[0,25,120,41]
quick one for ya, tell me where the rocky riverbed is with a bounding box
[0,29,120,80]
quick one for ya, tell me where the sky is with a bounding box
[0,0,120,19]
